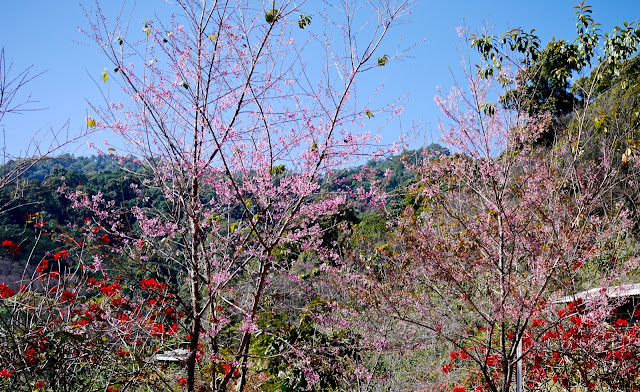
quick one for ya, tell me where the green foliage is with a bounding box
[471,28,540,80]
[573,55,640,99]
[503,40,580,117]
[265,9,279,24]
[2,155,120,182]
[298,14,311,29]
[0,155,142,265]
[252,306,361,392]
[269,164,286,176]
[565,53,640,236]
[471,5,640,150]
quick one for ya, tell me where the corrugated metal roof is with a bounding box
[555,283,640,304]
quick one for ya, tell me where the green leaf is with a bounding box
[298,15,312,29]
[265,9,279,24]
[482,102,496,116]
[143,20,152,36]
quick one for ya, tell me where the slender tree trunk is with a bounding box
[187,229,203,391]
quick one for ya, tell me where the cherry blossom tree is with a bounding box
[77,0,412,390]
[341,22,640,391]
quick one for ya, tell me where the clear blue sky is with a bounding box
[1,0,639,158]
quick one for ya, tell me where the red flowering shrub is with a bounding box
[24,349,38,365]
[0,283,15,299]
[1,240,16,247]
[139,278,167,292]
[60,291,77,303]
[1,240,21,255]
[0,221,189,392]
[221,362,241,378]
[53,249,68,260]
[433,297,640,392]
[523,301,640,391]
[35,259,48,274]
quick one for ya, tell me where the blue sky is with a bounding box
[1,0,639,158]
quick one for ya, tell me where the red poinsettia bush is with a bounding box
[522,297,640,391]
[0,213,191,391]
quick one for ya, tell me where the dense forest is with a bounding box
[2,1,640,392]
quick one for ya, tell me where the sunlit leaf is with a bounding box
[298,15,312,29]
[265,9,279,24]
[143,20,152,36]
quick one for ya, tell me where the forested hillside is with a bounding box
[0,149,428,270]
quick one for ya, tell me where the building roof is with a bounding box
[152,348,189,362]
[555,283,640,304]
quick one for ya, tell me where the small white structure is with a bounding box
[152,348,190,363]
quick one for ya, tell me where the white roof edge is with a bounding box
[555,283,640,304]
